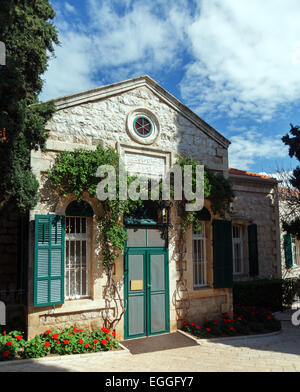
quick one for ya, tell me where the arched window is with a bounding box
[65,201,93,299]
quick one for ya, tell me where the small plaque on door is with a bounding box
[130,280,143,291]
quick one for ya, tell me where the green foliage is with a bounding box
[175,155,234,233]
[0,326,119,361]
[47,147,234,266]
[233,278,299,311]
[182,305,281,339]
[282,124,300,237]
[0,330,25,361]
[0,0,59,215]
[47,144,142,267]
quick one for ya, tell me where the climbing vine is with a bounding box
[47,145,234,326]
[47,145,234,267]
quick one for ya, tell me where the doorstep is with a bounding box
[0,342,131,367]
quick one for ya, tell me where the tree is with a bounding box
[281,124,300,238]
[0,0,59,216]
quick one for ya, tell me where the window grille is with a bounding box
[193,225,207,288]
[65,217,91,299]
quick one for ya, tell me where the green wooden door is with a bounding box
[124,228,169,339]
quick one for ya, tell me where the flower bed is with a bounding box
[0,326,119,361]
[182,305,281,339]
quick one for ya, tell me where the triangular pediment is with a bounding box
[44,75,230,148]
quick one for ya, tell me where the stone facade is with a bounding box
[229,170,281,280]
[23,76,278,340]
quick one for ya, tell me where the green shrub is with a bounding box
[232,278,299,311]
[0,326,119,361]
[182,305,281,339]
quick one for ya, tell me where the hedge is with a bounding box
[233,278,299,311]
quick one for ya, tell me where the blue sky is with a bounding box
[40,0,300,174]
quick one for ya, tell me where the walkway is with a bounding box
[1,312,300,372]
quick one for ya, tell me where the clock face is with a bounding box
[134,117,152,137]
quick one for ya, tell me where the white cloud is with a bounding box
[180,0,300,121]
[40,0,192,101]
[228,129,289,170]
[65,2,76,14]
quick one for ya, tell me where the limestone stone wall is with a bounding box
[27,79,231,339]
[230,175,281,280]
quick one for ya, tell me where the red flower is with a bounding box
[206,328,211,332]
[68,333,72,336]
[267,316,272,320]
[224,313,229,318]
[107,336,110,341]
[183,321,188,326]
[196,325,201,330]
[56,340,60,344]
[45,330,51,335]
[51,334,59,340]
[73,328,77,333]
[101,328,106,332]
[16,335,22,341]
[2,351,9,358]
[78,329,84,332]
[6,341,12,346]
[112,331,116,337]
[238,317,242,321]
[274,318,278,321]
[91,346,95,349]
[84,344,89,348]
[191,322,195,327]
[101,339,108,345]
[93,339,98,344]
[44,342,50,348]
[78,338,84,344]
[230,327,234,331]
[64,339,69,345]
[3,331,6,335]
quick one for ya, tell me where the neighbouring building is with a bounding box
[0,76,282,340]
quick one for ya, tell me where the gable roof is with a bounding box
[43,75,230,149]
[229,168,278,182]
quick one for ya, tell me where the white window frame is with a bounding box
[192,224,208,289]
[65,216,91,300]
[232,225,243,275]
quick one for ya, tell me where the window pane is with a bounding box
[127,228,147,247]
[147,229,165,247]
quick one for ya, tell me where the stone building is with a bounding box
[0,76,281,340]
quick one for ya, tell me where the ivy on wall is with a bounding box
[47,144,234,266]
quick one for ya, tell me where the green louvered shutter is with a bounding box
[34,215,65,307]
[284,234,293,268]
[248,224,259,277]
[213,219,233,288]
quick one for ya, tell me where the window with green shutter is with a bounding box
[213,219,233,288]
[34,215,65,307]
[284,234,293,268]
[248,224,259,277]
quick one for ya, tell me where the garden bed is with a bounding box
[0,326,121,362]
[182,305,281,340]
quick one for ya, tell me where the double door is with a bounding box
[124,247,169,339]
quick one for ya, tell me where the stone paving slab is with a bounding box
[1,317,300,372]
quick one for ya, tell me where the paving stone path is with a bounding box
[1,312,300,372]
